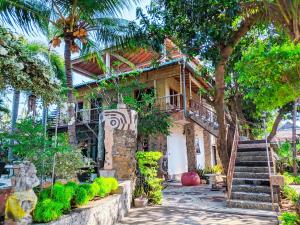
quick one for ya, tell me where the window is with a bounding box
[169,88,178,106]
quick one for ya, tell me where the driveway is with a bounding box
[119,183,279,225]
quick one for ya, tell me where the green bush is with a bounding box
[74,187,89,206]
[94,177,112,197]
[293,176,300,184]
[106,177,119,191]
[80,183,98,200]
[282,185,300,204]
[136,151,163,204]
[279,212,300,225]
[33,199,63,223]
[52,183,74,212]
[38,187,51,201]
[283,172,295,185]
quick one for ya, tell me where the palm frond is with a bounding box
[0,0,51,35]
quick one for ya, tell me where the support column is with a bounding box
[185,123,197,171]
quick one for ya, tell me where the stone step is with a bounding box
[235,161,273,167]
[232,178,270,186]
[231,192,272,202]
[227,199,279,211]
[232,184,271,194]
[237,151,267,157]
[234,166,269,173]
[236,155,269,162]
[237,147,267,152]
[233,172,269,179]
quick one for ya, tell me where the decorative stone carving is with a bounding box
[103,105,138,179]
[5,161,39,225]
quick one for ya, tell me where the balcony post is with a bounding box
[181,58,187,115]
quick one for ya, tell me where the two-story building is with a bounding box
[50,40,220,180]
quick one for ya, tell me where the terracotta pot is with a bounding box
[134,197,148,208]
[181,171,201,186]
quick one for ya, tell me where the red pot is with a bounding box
[181,172,201,186]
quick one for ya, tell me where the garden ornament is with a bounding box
[5,161,39,225]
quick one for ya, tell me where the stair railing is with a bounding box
[227,119,240,201]
[263,115,275,210]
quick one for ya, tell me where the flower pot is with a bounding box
[134,197,148,208]
[181,171,201,186]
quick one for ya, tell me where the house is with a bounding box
[50,40,220,180]
[273,121,300,142]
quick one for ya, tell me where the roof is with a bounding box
[72,39,210,90]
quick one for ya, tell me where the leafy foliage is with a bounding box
[0,119,84,179]
[282,185,300,204]
[279,212,300,225]
[34,177,119,222]
[236,40,300,111]
[0,26,60,103]
[136,151,163,204]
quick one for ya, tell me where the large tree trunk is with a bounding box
[64,36,77,145]
[212,15,257,174]
[8,89,20,162]
[267,107,285,141]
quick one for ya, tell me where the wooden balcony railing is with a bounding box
[154,94,183,112]
[49,108,100,128]
[189,99,218,129]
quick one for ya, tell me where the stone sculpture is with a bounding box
[102,104,138,179]
[5,161,39,225]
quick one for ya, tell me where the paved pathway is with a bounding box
[119,183,279,225]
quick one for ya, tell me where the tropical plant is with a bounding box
[279,212,300,225]
[136,151,163,204]
[0,0,140,145]
[0,119,84,179]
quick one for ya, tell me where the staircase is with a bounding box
[227,140,279,211]
[188,99,219,137]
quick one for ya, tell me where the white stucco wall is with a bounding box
[194,126,206,169]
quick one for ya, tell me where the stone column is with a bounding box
[185,123,197,171]
[203,130,212,168]
[102,104,138,179]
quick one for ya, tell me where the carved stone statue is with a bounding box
[5,161,39,225]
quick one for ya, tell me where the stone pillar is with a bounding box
[203,130,212,168]
[102,105,138,179]
[185,123,197,171]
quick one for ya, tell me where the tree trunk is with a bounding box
[27,94,37,120]
[8,89,20,162]
[64,36,77,145]
[267,108,285,141]
[214,58,229,173]
[292,100,298,175]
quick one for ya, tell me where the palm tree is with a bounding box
[0,0,139,144]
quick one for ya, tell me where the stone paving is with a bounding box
[119,183,279,225]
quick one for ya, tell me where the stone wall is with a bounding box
[185,123,197,171]
[203,130,212,168]
[35,180,133,225]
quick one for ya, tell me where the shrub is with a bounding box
[52,183,73,212]
[38,187,51,201]
[136,151,163,204]
[282,185,300,204]
[80,183,98,200]
[33,199,63,223]
[283,172,295,185]
[279,212,300,225]
[74,187,89,206]
[293,176,300,185]
[106,177,119,191]
[94,177,112,197]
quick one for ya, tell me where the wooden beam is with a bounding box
[189,74,192,99]
[73,66,95,78]
[109,52,136,70]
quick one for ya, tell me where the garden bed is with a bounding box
[34,180,133,225]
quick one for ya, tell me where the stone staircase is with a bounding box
[227,141,279,211]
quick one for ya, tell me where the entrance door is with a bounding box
[167,125,188,176]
